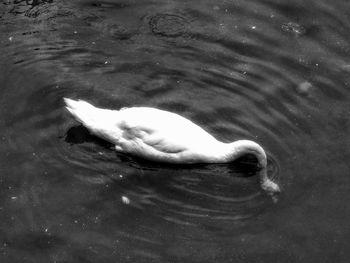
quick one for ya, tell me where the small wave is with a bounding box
[149,13,190,37]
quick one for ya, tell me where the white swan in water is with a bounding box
[63,98,280,193]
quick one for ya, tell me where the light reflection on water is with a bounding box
[0,0,349,262]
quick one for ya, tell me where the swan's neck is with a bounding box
[225,140,280,193]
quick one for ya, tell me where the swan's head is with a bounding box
[261,176,281,193]
[229,140,281,194]
[260,173,281,203]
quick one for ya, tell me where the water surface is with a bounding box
[0,0,349,262]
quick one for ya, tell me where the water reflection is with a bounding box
[64,125,114,148]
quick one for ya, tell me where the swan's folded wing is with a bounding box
[116,107,216,155]
[141,130,188,153]
[119,121,188,154]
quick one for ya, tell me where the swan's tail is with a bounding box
[64,98,119,143]
[64,98,99,125]
[64,97,114,128]
[63,98,118,142]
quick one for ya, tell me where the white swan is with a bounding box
[63,98,280,193]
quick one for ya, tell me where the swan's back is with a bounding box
[118,107,216,141]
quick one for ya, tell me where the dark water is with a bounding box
[0,0,349,262]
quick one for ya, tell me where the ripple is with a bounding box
[84,15,136,40]
[149,13,189,37]
[88,1,129,9]
[127,173,271,226]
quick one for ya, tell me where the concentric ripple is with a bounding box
[149,13,189,37]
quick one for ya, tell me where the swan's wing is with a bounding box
[124,126,187,154]
[116,107,217,155]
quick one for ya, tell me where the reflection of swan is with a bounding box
[64,98,280,193]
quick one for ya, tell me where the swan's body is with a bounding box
[63,98,280,193]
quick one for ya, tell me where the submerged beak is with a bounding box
[261,179,281,203]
